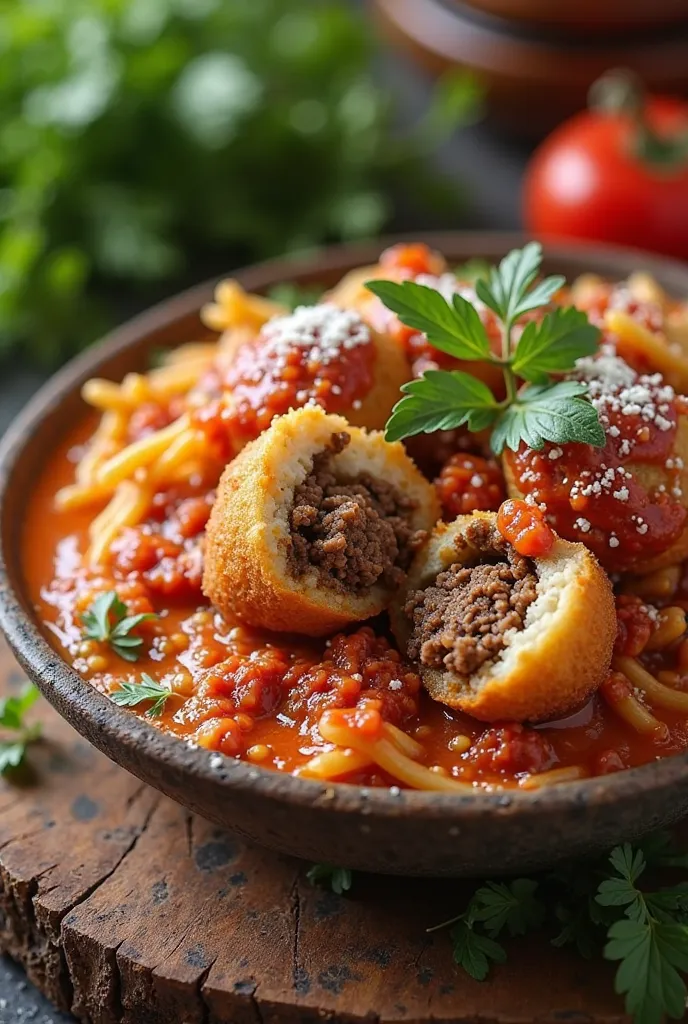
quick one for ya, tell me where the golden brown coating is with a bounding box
[203,406,440,637]
[391,512,616,723]
[326,264,378,312]
[346,324,411,431]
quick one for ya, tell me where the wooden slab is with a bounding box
[0,635,626,1023]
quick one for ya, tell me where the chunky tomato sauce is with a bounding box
[506,359,688,571]
[21,416,688,790]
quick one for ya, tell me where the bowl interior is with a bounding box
[4,232,688,875]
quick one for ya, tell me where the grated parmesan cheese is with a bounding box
[262,303,370,365]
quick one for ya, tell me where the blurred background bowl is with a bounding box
[374,0,688,137]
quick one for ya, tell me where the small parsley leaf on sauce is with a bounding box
[109,674,172,718]
[0,682,41,775]
[82,591,157,663]
[306,863,353,895]
[366,242,604,454]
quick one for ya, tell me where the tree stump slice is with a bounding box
[0,636,628,1024]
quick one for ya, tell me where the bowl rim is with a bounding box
[4,229,688,823]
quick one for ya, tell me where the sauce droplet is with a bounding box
[497,499,555,558]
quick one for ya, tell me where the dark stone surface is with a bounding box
[0,956,70,1023]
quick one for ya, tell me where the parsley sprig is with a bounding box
[432,833,688,1024]
[0,682,41,775]
[366,242,605,455]
[307,863,353,896]
[109,674,172,718]
[306,834,688,1023]
[82,591,157,663]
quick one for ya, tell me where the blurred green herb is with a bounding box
[0,2,479,365]
[307,863,353,895]
[267,282,325,310]
[0,682,41,774]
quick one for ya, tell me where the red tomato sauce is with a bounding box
[211,309,376,451]
[20,417,688,790]
[505,362,687,571]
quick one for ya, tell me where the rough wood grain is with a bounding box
[0,635,627,1023]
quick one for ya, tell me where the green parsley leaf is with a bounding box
[471,879,545,938]
[450,920,506,981]
[0,682,42,776]
[109,674,171,718]
[365,279,491,362]
[454,258,492,284]
[306,863,353,896]
[82,591,126,642]
[0,742,28,774]
[646,887,688,923]
[605,918,688,1024]
[512,307,601,384]
[490,381,605,455]
[597,844,648,921]
[552,898,603,959]
[371,243,605,453]
[266,282,324,310]
[385,370,499,442]
[82,591,157,663]
[0,682,40,731]
[475,242,564,325]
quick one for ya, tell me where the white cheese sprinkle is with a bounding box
[261,303,370,365]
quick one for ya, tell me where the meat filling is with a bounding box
[405,520,539,676]
[289,432,422,591]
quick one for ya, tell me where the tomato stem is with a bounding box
[588,69,688,171]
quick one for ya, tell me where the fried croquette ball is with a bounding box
[203,406,440,637]
[391,512,615,723]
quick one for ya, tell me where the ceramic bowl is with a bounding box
[3,233,688,877]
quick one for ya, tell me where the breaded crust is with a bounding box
[391,512,616,723]
[346,325,411,431]
[203,406,440,637]
[326,264,378,311]
[504,415,688,575]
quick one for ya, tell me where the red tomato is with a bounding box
[524,94,688,260]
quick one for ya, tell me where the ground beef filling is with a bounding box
[289,432,422,592]
[405,520,539,676]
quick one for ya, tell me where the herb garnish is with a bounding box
[82,591,157,663]
[430,834,688,1024]
[109,674,172,718]
[306,863,353,896]
[0,682,41,774]
[366,242,605,455]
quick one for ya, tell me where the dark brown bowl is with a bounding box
[374,0,688,139]
[3,233,688,877]
[460,0,688,34]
